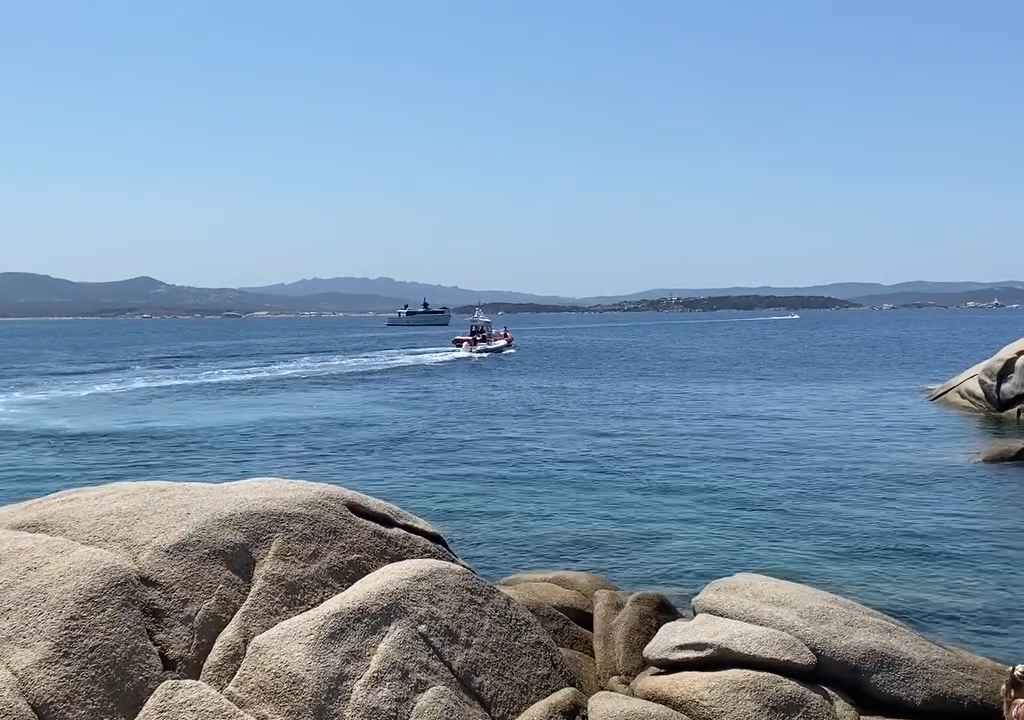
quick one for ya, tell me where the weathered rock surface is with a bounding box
[0,478,458,695]
[644,613,817,674]
[511,594,595,655]
[501,570,620,599]
[0,529,165,720]
[632,669,857,720]
[594,591,681,684]
[0,482,1009,720]
[979,440,1024,463]
[605,676,633,695]
[411,685,492,720]
[561,648,600,696]
[500,581,595,629]
[588,691,691,720]
[930,337,1024,418]
[693,573,1006,718]
[515,688,588,720]
[0,663,38,720]
[226,559,573,720]
[135,681,254,720]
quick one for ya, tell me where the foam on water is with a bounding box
[0,345,470,405]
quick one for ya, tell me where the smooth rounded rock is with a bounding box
[930,337,1024,418]
[500,582,594,629]
[500,570,620,599]
[606,676,633,695]
[0,478,459,691]
[515,688,588,720]
[644,614,816,673]
[979,441,1024,463]
[632,669,857,720]
[512,595,595,655]
[693,573,1006,718]
[561,648,600,696]
[411,686,491,720]
[0,529,164,720]
[0,664,38,720]
[226,559,573,720]
[135,681,254,720]
[595,591,681,683]
[588,691,691,720]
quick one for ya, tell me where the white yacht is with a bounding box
[385,299,451,326]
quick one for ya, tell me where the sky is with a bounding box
[1,2,1021,296]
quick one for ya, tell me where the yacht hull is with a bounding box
[385,313,451,326]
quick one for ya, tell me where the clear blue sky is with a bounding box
[2,2,1021,296]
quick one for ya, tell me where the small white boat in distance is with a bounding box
[451,308,514,354]
[385,299,451,326]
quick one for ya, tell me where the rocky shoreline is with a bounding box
[0,479,1011,720]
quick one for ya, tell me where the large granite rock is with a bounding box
[587,691,691,720]
[515,688,588,720]
[411,685,491,720]
[979,441,1024,463]
[135,681,254,720]
[594,591,681,684]
[0,660,43,720]
[561,648,600,696]
[930,337,1024,418]
[225,559,573,720]
[0,478,458,695]
[693,573,1006,718]
[519,599,595,656]
[644,614,817,674]
[632,669,858,720]
[501,571,620,599]
[500,581,595,629]
[0,529,165,720]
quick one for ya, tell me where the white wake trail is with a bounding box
[0,346,470,404]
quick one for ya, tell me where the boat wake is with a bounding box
[526,313,801,332]
[0,346,470,405]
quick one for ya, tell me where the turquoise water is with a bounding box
[0,310,1020,662]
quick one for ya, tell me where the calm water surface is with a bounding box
[0,310,1020,662]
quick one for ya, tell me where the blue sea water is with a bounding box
[0,310,1020,662]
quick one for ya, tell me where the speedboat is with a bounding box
[451,308,514,353]
[385,299,451,326]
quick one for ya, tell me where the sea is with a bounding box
[0,310,1020,662]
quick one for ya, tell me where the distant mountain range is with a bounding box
[2,272,1022,318]
[853,286,1024,307]
[243,277,573,307]
[0,273,406,317]
[247,276,1024,306]
[578,281,1024,305]
[455,295,859,315]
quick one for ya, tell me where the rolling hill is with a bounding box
[243,276,574,307]
[246,276,1024,307]
[853,286,1024,307]
[4,272,1022,317]
[579,280,1024,304]
[0,273,406,317]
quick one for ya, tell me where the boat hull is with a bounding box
[460,339,513,354]
[385,313,451,326]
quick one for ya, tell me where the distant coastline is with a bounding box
[2,271,1022,319]
[453,295,859,315]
